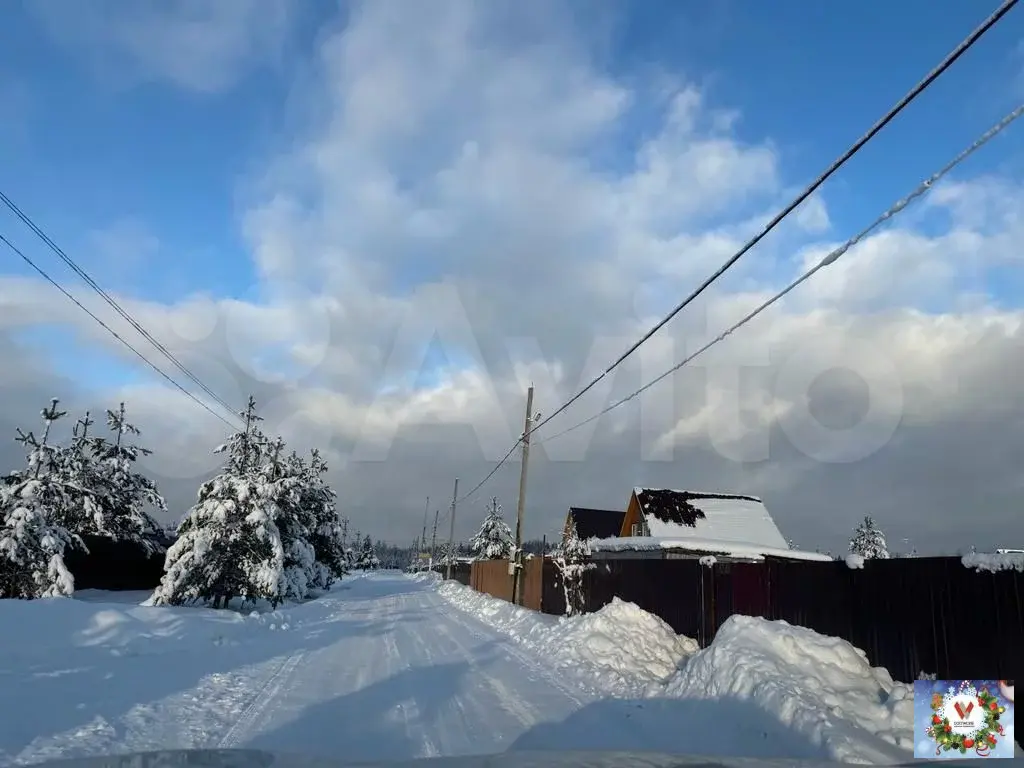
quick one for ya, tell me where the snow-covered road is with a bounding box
[220,574,598,760]
[3,573,661,765]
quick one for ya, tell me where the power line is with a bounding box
[537,102,1024,447]
[1,232,241,431]
[529,0,1019,437]
[0,189,240,419]
[453,439,522,506]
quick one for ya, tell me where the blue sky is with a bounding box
[1,0,1022,394]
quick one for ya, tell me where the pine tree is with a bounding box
[152,397,294,608]
[554,518,593,617]
[469,497,513,560]
[0,400,84,598]
[849,515,889,559]
[355,534,379,570]
[299,449,347,587]
[83,404,166,551]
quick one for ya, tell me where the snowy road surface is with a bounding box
[3,573,686,765]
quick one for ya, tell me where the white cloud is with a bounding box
[3,0,1023,555]
[29,0,295,93]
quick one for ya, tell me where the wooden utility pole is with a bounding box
[420,496,430,570]
[446,478,459,580]
[511,385,534,606]
[430,509,439,570]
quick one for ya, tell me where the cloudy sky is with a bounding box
[1,0,1022,555]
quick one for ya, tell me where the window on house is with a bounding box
[631,520,650,537]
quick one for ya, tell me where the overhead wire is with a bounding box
[0,189,241,421]
[1,232,241,431]
[448,0,1019,503]
[527,0,1020,437]
[453,439,523,505]
[536,102,1024,446]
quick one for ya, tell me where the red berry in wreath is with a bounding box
[933,715,942,724]
[964,739,975,748]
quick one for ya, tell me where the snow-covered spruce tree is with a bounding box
[0,400,84,598]
[69,404,166,551]
[260,437,317,602]
[469,497,513,560]
[152,397,295,609]
[355,534,379,570]
[347,529,360,569]
[554,519,594,617]
[295,449,347,588]
[849,515,889,559]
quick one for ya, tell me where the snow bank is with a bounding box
[664,615,913,763]
[0,591,297,661]
[432,578,914,763]
[436,580,696,695]
[962,551,1024,572]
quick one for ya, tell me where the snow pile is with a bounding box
[845,553,865,569]
[547,598,699,691]
[436,580,695,695]
[962,551,1024,572]
[663,615,913,763]
[434,577,915,763]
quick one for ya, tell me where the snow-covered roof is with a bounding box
[631,487,789,551]
[587,534,832,562]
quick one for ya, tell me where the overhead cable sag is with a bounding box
[526,0,1019,438]
[0,233,241,431]
[0,189,241,423]
[538,103,1024,446]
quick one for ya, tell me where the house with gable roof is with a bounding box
[561,506,625,543]
[586,487,831,563]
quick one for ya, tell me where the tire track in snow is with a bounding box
[217,651,306,748]
[431,595,593,706]
[379,594,441,759]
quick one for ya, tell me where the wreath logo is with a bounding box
[926,681,1007,756]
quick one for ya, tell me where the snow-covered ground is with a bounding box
[2,571,1013,766]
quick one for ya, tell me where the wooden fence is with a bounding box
[455,553,1021,682]
[577,556,1022,682]
[468,557,550,610]
[64,535,167,591]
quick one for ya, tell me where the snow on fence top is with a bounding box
[587,535,833,562]
[961,551,1024,572]
[631,487,791,551]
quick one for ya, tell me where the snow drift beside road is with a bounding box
[430,575,696,695]
[430,575,914,763]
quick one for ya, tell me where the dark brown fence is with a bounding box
[64,535,167,591]
[571,555,1022,682]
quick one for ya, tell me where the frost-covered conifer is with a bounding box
[0,400,84,598]
[849,515,889,559]
[83,404,165,549]
[355,534,379,570]
[554,519,593,617]
[469,497,513,560]
[152,397,292,608]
